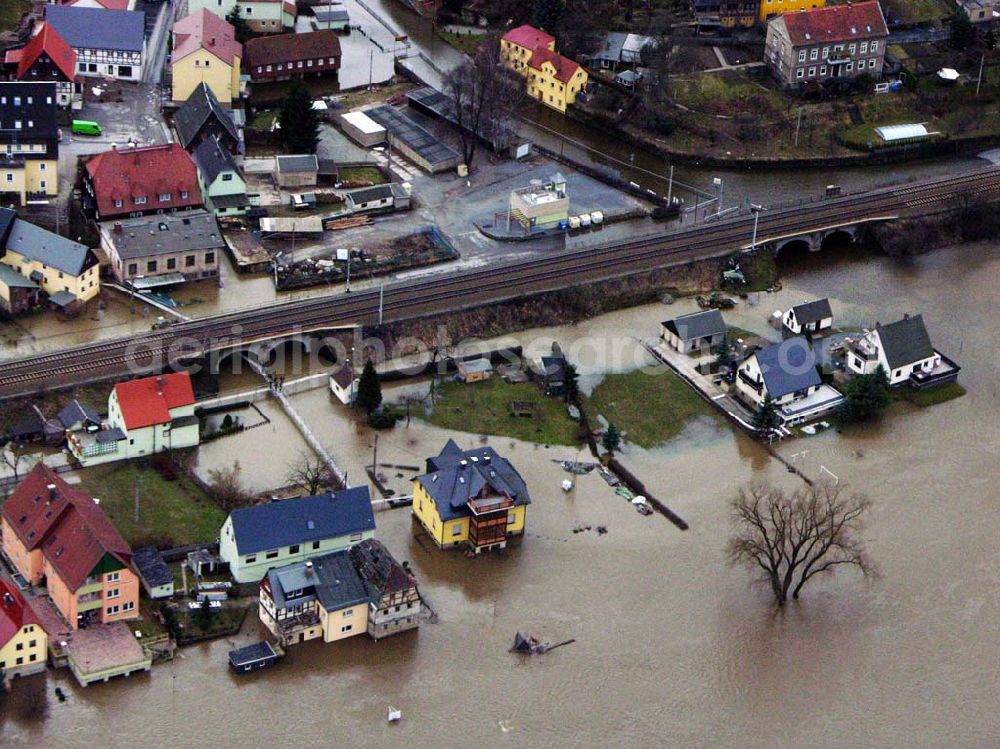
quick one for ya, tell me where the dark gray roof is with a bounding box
[275,154,318,173]
[349,539,416,600]
[663,309,727,342]
[45,5,146,53]
[57,399,100,429]
[754,338,822,398]
[0,263,38,289]
[877,315,935,369]
[133,546,173,587]
[590,31,627,63]
[173,82,239,150]
[266,550,369,612]
[192,135,241,185]
[6,218,94,276]
[345,184,395,204]
[210,193,250,209]
[96,427,126,443]
[0,82,59,141]
[417,441,531,522]
[102,210,225,260]
[48,290,77,307]
[790,298,833,326]
[314,7,350,23]
[0,207,15,242]
[364,105,460,169]
[229,486,375,556]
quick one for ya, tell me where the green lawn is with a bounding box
[78,463,225,549]
[438,31,488,56]
[880,0,951,23]
[251,109,278,129]
[422,376,581,446]
[583,368,716,449]
[337,165,386,185]
[0,0,29,34]
[893,382,966,407]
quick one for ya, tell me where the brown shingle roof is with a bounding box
[245,30,341,69]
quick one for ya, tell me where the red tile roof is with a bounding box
[245,30,341,69]
[0,578,40,650]
[1,464,133,593]
[113,372,195,430]
[528,47,582,83]
[85,143,201,219]
[502,24,555,50]
[779,1,888,46]
[14,23,77,82]
[172,9,242,67]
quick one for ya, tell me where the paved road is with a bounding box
[142,0,175,86]
[0,166,998,398]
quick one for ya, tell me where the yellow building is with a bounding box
[0,211,100,315]
[0,578,47,680]
[412,440,530,553]
[171,9,243,105]
[760,0,826,22]
[501,24,588,113]
[0,82,60,204]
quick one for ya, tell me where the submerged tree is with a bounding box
[278,82,321,154]
[840,365,891,422]
[356,359,382,414]
[602,423,621,453]
[753,393,779,432]
[442,40,525,167]
[285,451,333,495]
[563,362,580,403]
[728,481,877,606]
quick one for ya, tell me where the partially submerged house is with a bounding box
[220,486,376,583]
[783,298,833,337]
[661,309,727,354]
[412,440,531,553]
[847,314,959,388]
[173,82,242,154]
[736,338,845,426]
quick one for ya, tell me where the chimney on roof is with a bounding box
[2,592,12,608]
[903,312,910,320]
[113,221,122,234]
[459,459,468,468]
[111,142,117,151]
[47,483,57,500]
[304,560,314,576]
[210,37,216,46]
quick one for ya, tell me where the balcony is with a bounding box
[276,610,320,634]
[738,370,763,393]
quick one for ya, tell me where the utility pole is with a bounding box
[977,52,985,96]
[345,250,351,292]
[666,164,674,205]
[750,204,761,252]
[794,107,803,147]
[378,283,384,326]
[371,433,378,471]
[133,474,141,524]
[368,48,373,90]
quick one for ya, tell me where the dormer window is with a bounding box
[114,199,123,208]
[159,193,171,202]
[180,191,189,199]
[134,196,147,205]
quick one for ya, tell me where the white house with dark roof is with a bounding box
[736,338,845,425]
[220,487,376,583]
[328,365,357,405]
[44,4,146,81]
[661,309,728,354]
[192,136,249,216]
[847,314,959,388]
[783,298,833,336]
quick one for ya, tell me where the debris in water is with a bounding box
[510,632,577,655]
[387,706,402,723]
[596,526,608,535]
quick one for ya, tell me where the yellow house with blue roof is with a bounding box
[412,440,530,553]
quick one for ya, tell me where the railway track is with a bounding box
[0,166,997,398]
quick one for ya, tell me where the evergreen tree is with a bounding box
[753,393,779,432]
[356,359,382,414]
[226,8,252,44]
[713,337,735,371]
[196,597,213,629]
[950,8,975,50]
[563,362,580,403]
[278,82,321,154]
[841,365,891,422]
[532,0,565,33]
[602,423,621,453]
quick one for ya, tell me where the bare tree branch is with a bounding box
[728,481,877,605]
[285,451,334,496]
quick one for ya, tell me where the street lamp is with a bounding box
[750,203,762,252]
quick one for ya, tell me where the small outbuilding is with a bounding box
[783,298,833,337]
[133,546,175,599]
[339,110,386,148]
[343,183,411,214]
[456,358,493,383]
[661,309,727,354]
[274,154,319,187]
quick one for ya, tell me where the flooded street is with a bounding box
[5,238,1000,747]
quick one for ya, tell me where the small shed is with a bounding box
[456,358,493,383]
[133,546,175,599]
[274,154,319,187]
[229,641,281,673]
[339,110,387,148]
[313,6,350,32]
[343,183,411,214]
[783,298,833,337]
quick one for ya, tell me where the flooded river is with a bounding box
[5,238,1000,747]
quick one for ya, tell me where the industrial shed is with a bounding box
[364,105,461,174]
[339,110,386,148]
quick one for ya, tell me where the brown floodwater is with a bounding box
[4,240,1000,747]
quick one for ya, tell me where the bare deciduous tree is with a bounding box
[443,40,525,167]
[207,460,256,511]
[728,481,877,605]
[285,451,333,496]
[1,444,31,496]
